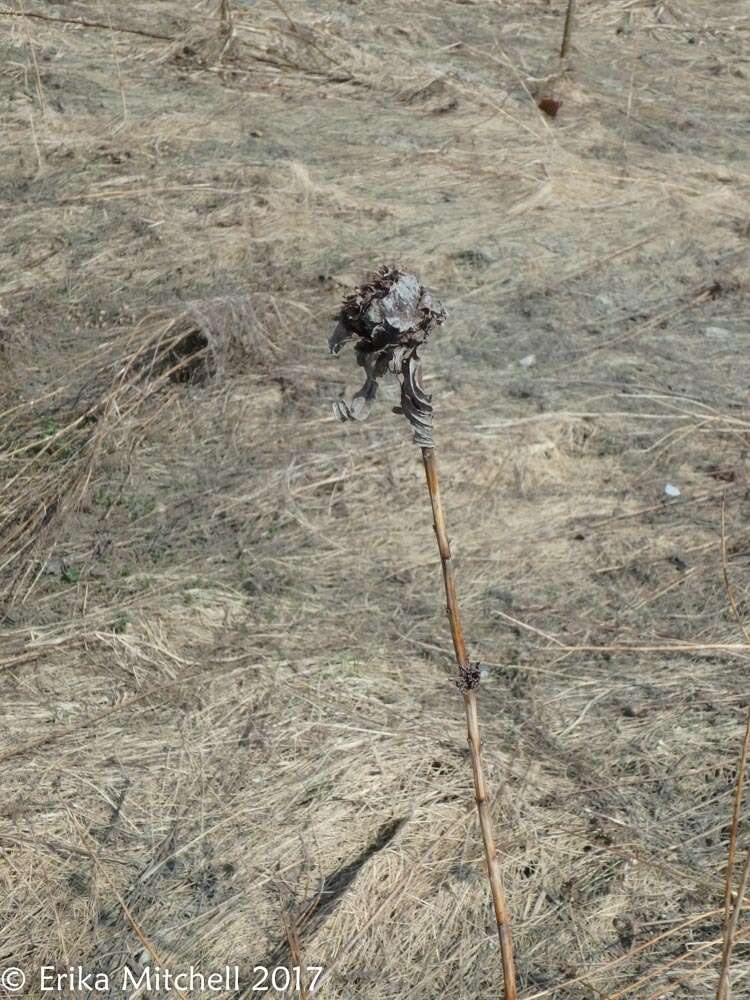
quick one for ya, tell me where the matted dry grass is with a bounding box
[2,1,750,997]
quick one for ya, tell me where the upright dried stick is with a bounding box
[328,266,517,999]
[560,0,576,60]
[717,496,750,999]
[422,446,516,994]
[717,847,750,1000]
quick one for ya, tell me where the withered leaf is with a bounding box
[328,266,446,448]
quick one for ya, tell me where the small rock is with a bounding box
[518,353,536,368]
[664,484,681,498]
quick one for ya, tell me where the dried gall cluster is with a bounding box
[328,266,446,448]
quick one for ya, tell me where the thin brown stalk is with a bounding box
[268,0,297,32]
[219,0,233,37]
[722,708,750,916]
[20,8,47,118]
[106,10,128,120]
[720,495,750,644]
[0,669,208,765]
[264,0,353,76]
[609,927,727,999]
[717,850,750,1000]
[0,9,174,42]
[70,814,190,1000]
[560,0,576,60]
[216,0,236,64]
[421,446,517,1000]
[283,910,309,1000]
[640,922,750,1000]
[524,908,721,1000]
[717,494,750,999]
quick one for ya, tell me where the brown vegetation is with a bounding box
[1,1,750,997]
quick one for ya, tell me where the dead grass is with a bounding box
[1,0,750,996]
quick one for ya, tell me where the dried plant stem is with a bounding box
[720,513,750,943]
[219,0,232,33]
[719,708,750,976]
[70,815,191,1000]
[421,446,517,1000]
[217,0,236,61]
[283,911,310,1000]
[0,9,174,42]
[560,0,576,60]
[717,495,750,999]
[717,848,750,1000]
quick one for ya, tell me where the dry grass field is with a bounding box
[2,1,750,997]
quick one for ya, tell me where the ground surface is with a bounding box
[2,1,750,997]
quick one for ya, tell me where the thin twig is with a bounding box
[267,0,297,32]
[717,493,750,999]
[638,922,750,1000]
[493,610,750,657]
[723,708,750,923]
[263,0,354,76]
[283,910,309,1000]
[560,0,577,60]
[717,851,750,1000]
[626,12,641,118]
[107,10,128,120]
[70,814,190,1000]
[0,9,174,41]
[720,495,750,644]
[217,0,236,63]
[524,907,722,999]
[421,447,517,1000]
[18,2,47,117]
[0,668,209,764]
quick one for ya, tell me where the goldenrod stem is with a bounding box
[421,446,517,1000]
[560,0,576,60]
[717,847,750,1000]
